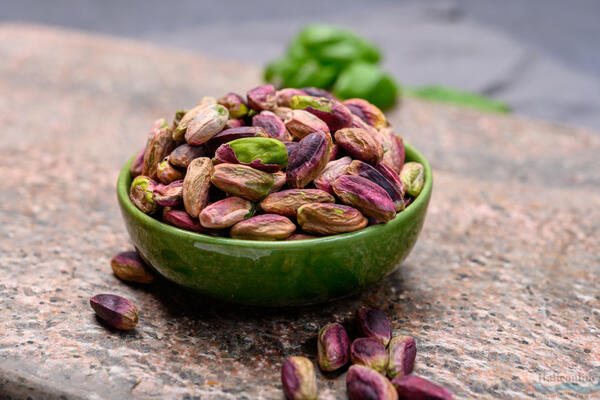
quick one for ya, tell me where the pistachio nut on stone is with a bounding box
[290,95,352,132]
[142,118,176,180]
[210,163,274,201]
[334,128,384,164]
[217,92,249,119]
[285,109,330,140]
[185,104,229,145]
[169,143,208,168]
[162,208,206,232]
[281,356,318,400]
[357,307,392,347]
[333,175,396,222]
[379,128,405,173]
[230,214,295,240]
[346,160,404,211]
[287,131,332,188]
[313,156,352,195]
[317,322,350,372]
[247,84,277,111]
[391,375,454,400]
[276,88,308,107]
[253,110,291,141]
[172,97,216,141]
[346,365,398,400]
[153,180,183,207]
[297,203,367,235]
[400,162,425,198]
[343,98,387,129]
[387,336,417,379]
[130,147,146,177]
[182,157,213,218]
[350,338,389,374]
[110,251,154,284]
[199,196,255,229]
[205,126,268,154]
[270,171,286,193]
[215,137,288,172]
[156,158,185,184]
[130,175,158,214]
[90,294,139,330]
[260,189,334,218]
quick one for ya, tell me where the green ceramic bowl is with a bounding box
[116,144,432,306]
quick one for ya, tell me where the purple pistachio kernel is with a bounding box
[286,131,332,188]
[387,336,417,379]
[153,180,184,207]
[351,337,389,373]
[285,109,330,140]
[205,126,268,153]
[217,92,249,119]
[260,189,335,218]
[343,98,387,129]
[378,128,405,173]
[110,251,154,284]
[210,163,274,202]
[169,144,208,168]
[142,118,176,180]
[329,144,340,161]
[162,209,205,232]
[230,214,295,240]
[317,322,350,372]
[333,175,396,222]
[284,142,299,158]
[357,307,392,347]
[90,294,139,330]
[247,84,277,111]
[334,128,384,164]
[391,375,454,400]
[347,160,404,211]
[346,365,398,400]
[253,110,290,141]
[375,162,405,199]
[276,88,308,107]
[199,197,254,229]
[281,356,318,400]
[297,203,368,235]
[291,96,352,132]
[313,157,352,195]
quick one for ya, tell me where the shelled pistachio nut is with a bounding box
[230,214,295,240]
[281,356,318,400]
[379,128,405,173]
[199,197,255,229]
[391,375,454,400]
[156,158,185,184]
[297,203,367,235]
[286,131,332,188]
[184,104,229,145]
[333,175,396,222]
[276,88,307,108]
[346,160,404,211]
[142,118,176,180]
[217,92,249,119]
[260,189,334,218]
[153,180,184,207]
[313,157,352,195]
[90,294,139,330]
[270,171,286,193]
[205,126,268,154]
[247,84,277,111]
[110,251,154,284]
[172,97,216,141]
[215,137,288,172]
[400,162,425,197]
[130,175,158,214]
[346,365,398,400]
[290,95,352,131]
[343,98,387,129]
[182,157,213,218]
[210,163,274,201]
[357,307,392,347]
[130,147,146,177]
[350,337,388,374]
[285,109,330,140]
[317,322,350,372]
[253,110,291,141]
[387,335,417,379]
[162,208,206,232]
[169,144,208,168]
[334,128,383,164]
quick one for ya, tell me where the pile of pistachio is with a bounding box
[282,307,454,400]
[129,85,425,240]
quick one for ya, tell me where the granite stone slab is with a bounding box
[0,24,599,399]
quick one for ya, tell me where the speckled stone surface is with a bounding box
[1,24,599,400]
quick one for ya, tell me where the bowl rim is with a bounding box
[117,143,433,248]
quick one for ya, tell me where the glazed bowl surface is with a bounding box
[116,144,432,306]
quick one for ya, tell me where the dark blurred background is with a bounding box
[2,0,599,129]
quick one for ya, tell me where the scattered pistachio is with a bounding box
[357,307,392,347]
[387,336,417,379]
[281,356,318,400]
[346,365,398,400]
[350,338,389,373]
[391,375,454,400]
[90,294,139,330]
[317,322,350,372]
[110,251,154,284]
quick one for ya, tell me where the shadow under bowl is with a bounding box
[116,144,432,307]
